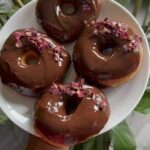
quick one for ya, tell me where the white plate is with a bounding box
[0,0,150,136]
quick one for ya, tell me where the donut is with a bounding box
[0,28,71,97]
[36,0,101,43]
[73,18,143,88]
[34,79,110,147]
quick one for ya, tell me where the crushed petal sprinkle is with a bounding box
[94,18,142,52]
[53,45,66,63]
[123,35,142,52]
[82,4,91,11]
[13,28,66,64]
[98,100,107,111]
[14,28,52,51]
[49,79,106,110]
[49,79,86,98]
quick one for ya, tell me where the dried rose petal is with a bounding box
[49,79,106,110]
[71,82,80,89]
[123,35,142,52]
[14,28,52,51]
[94,18,142,52]
[49,79,86,97]
[82,4,91,11]
[77,89,85,98]
[13,28,66,64]
[94,18,129,40]
[49,84,61,95]
[99,100,107,111]
[79,79,85,86]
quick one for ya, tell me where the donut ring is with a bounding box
[0,28,71,97]
[73,18,143,87]
[36,0,101,43]
[34,80,110,146]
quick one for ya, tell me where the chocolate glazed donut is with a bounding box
[36,0,101,43]
[34,80,110,147]
[0,28,71,97]
[73,18,143,88]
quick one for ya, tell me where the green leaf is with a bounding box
[0,112,8,124]
[134,80,150,114]
[146,80,150,92]
[135,91,150,114]
[110,121,136,150]
[116,0,131,7]
[0,0,32,28]
[74,132,111,150]
[133,0,142,16]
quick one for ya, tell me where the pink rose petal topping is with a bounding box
[14,28,52,51]
[94,18,142,52]
[49,79,106,111]
[49,79,86,98]
[13,28,66,64]
[123,35,142,52]
[82,4,91,11]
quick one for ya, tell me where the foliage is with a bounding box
[135,80,150,114]
[116,0,131,7]
[0,0,31,28]
[74,132,111,150]
[110,121,136,150]
[74,121,136,150]
[0,112,8,124]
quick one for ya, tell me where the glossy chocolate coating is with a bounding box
[34,86,110,146]
[0,29,71,97]
[73,25,141,87]
[36,0,101,43]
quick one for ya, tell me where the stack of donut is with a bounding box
[0,0,143,149]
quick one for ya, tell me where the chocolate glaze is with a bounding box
[34,85,110,146]
[0,29,71,97]
[36,0,101,43]
[73,24,142,87]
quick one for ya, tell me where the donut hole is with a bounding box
[65,95,80,115]
[26,55,39,65]
[100,42,115,56]
[61,2,76,15]
[21,51,40,66]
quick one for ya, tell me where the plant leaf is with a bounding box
[0,112,8,124]
[135,91,150,114]
[134,80,150,114]
[0,0,31,28]
[74,132,111,150]
[116,0,131,7]
[110,121,136,150]
[135,92,150,114]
